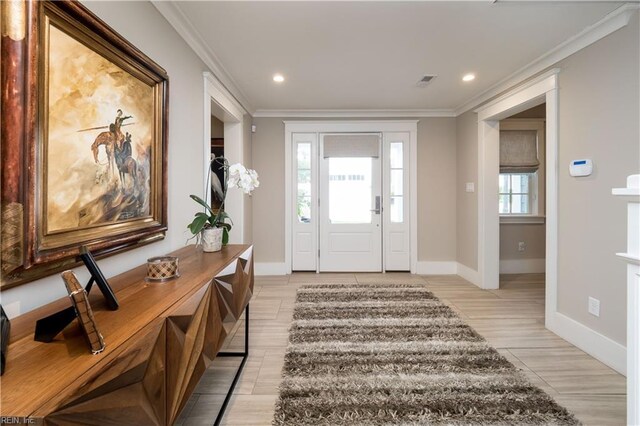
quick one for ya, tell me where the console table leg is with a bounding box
[213,304,250,426]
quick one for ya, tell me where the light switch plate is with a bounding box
[588,297,600,317]
[465,182,475,193]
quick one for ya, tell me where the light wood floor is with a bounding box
[177,273,626,426]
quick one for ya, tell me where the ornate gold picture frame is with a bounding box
[1,0,169,289]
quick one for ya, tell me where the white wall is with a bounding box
[499,224,546,274]
[456,110,479,271]
[555,13,639,345]
[251,118,286,263]
[243,116,254,243]
[456,12,639,345]
[418,118,457,262]
[251,117,458,267]
[2,1,215,318]
[211,115,224,139]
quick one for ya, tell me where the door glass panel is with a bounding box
[298,169,311,183]
[390,196,403,223]
[297,182,311,198]
[298,196,311,223]
[297,142,312,223]
[390,141,404,223]
[390,169,403,196]
[297,143,311,169]
[328,157,372,224]
[390,142,403,168]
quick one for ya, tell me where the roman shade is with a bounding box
[323,134,380,158]
[500,130,540,173]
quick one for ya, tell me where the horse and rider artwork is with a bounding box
[45,24,155,234]
[86,109,142,191]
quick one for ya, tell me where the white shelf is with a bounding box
[612,188,640,197]
[612,174,640,197]
[616,252,640,265]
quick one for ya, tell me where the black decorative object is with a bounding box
[79,246,118,311]
[33,306,77,343]
[1,304,10,375]
[34,247,118,343]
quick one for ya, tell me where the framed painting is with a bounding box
[1,0,168,289]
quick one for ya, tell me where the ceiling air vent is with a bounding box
[417,75,436,88]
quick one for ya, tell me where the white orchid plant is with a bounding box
[188,157,259,245]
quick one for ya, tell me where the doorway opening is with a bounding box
[210,115,225,211]
[476,69,558,330]
[498,104,547,303]
[203,72,247,243]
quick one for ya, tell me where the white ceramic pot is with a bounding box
[201,227,223,252]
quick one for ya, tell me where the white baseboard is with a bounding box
[456,262,481,286]
[415,261,481,287]
[499,258,546,274]
[546,311,627,376]
[416,261,457,275]
[415,260,626,377]
[254,262,288,276]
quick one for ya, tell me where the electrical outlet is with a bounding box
[588,297,600,317]
[465,182,475,193]
[518,242,526,252]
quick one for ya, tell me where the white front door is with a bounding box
[319,134,382,271]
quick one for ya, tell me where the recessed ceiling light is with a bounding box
[462,73,476,82]
[273,74,285,83]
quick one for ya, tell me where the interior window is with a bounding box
[499,173,535,215]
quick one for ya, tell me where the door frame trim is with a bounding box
[284,120,418,274]
[203,72,247,243]
[475,69,558,319]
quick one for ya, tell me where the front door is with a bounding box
[319,134,382,271]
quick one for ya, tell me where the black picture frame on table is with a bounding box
[79,246,118,311]
[34,247,118,342]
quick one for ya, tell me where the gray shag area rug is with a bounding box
[273,282,579,425]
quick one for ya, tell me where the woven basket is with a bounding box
[146,256,179,282]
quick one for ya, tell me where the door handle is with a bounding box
[370,196,381,214]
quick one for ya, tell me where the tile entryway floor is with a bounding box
[177,273,626,426]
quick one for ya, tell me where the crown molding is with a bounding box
[150,1,254,115]
[253,109,457,118]
[474,68,559,116]
[152,1,637,119]
[455,3,639,116]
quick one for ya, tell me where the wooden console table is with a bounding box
[1,244,254,425]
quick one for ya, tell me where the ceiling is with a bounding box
[173,1,623,112]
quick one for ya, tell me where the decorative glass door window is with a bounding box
[328,157,372,224]
[292,133,318,271]
[297,142,312,223]
[389,142,404,223]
